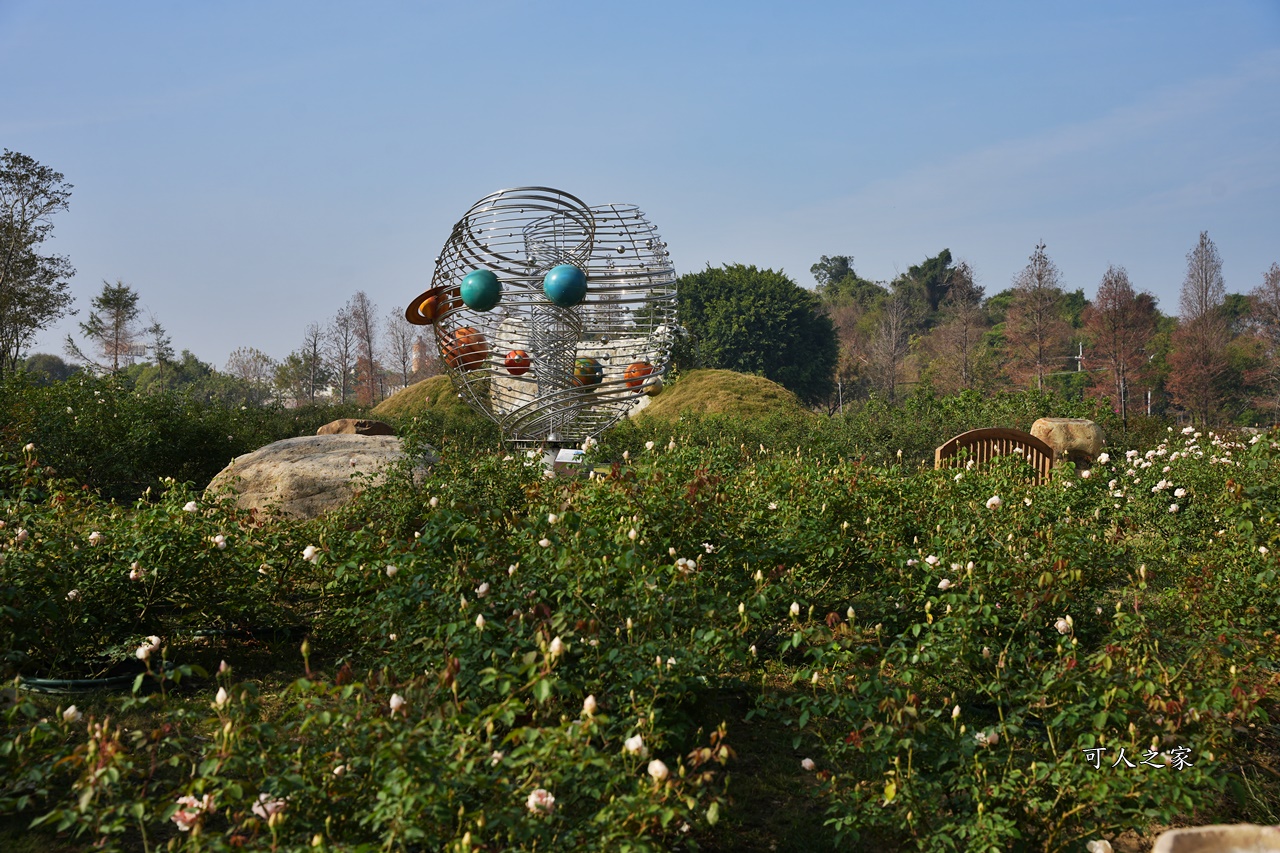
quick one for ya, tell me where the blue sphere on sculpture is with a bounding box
[460,269,502,311]
[542,264,588,308]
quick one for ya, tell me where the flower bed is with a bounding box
[1,422,1278,851]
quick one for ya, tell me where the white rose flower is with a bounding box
[624,734,647,756]
[526,788,555,815]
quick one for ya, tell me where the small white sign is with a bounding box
[555,449,585,464]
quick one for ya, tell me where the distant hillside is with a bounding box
[635,369,814,422]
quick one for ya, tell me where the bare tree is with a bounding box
[1168,232,1231,425]
[1082,266,1157,426]
[347,292,383,405]
[326,306,357,404]
[1005,242,1071,391]
[1180,231,1226,322]
[1247,262,1280,420]
[822,300,872,411]
[65,279,142,375]
[383,308,416,392]
[300,321,330,404]
[143,312,174,386]
[225,346,277,406]
[920,261,988,393]
[868,293,914,402]
[410,332,442,383]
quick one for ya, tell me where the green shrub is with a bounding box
[0,373,370,500]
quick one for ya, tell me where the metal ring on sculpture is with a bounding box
[409,187,678,446]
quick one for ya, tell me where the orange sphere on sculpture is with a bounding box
[418,292,445,323]
[444,326,487,372]
[624,360,655,390]
[504,349,532,376]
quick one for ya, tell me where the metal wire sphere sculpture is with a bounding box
[406,187,677,446]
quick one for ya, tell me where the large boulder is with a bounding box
[1152,823,1280,852]
[1030,417,1104,469]
[206,435,436,520]
[316,418,395,436]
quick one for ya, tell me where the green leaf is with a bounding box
[1093,710,1108,730]
[707,801,719,826]
[533,679,552,704]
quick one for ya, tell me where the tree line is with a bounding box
[32,279,441,408]
[5,149,1278,425]
[676,236,1280,427]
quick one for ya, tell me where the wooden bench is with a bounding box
[934,428,1054,483]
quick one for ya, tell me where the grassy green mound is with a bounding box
[372,374,501,452]
[372,374,481,420]
[635,368,815,422]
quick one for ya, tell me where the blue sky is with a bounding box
[3,1,1278,369]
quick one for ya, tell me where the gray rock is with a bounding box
[1152,824,1280,852]
[206,435,436,520]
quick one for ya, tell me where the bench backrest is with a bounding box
[934,427,1054,482]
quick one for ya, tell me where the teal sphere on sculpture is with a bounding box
[542,264,588,308]
[460,269,502,311]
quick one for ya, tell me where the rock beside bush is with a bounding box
[1031,417,1104,468]
[316,418,395,436]
[206,435,436,520]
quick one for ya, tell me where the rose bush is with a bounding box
[0,410,1276,851]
